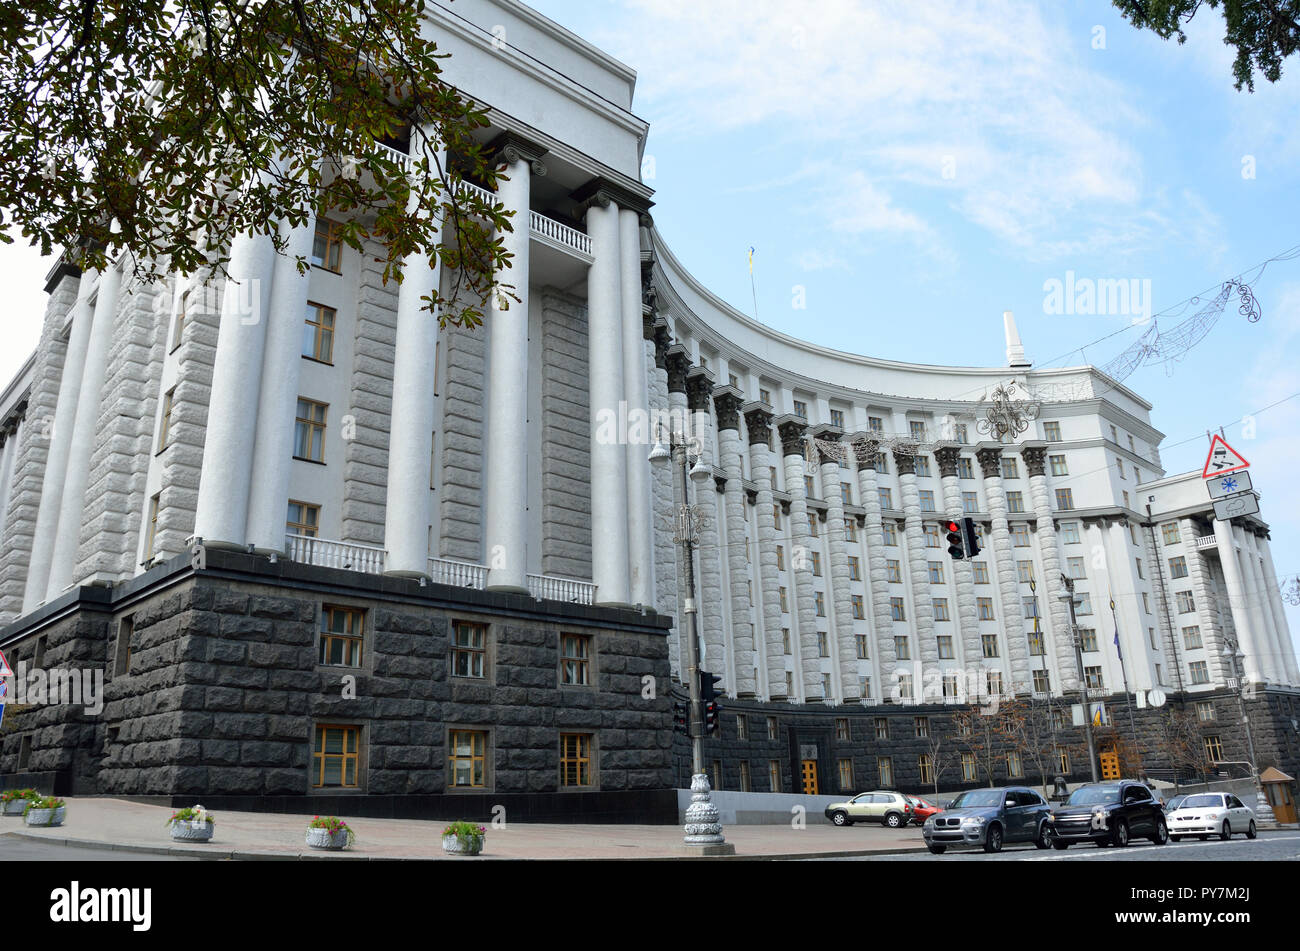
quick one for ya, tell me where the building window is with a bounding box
[886,559,902,583]
[1141,592,1151,614]
[1058,749,1071,774]
[873,717,890,741]
[878,487,893,509]
[785,672,794,695]
[779,587,788,612]
[1189,661,1210,685]
[987,671,1003,696]
[1049,454,1068,476]
[848,555,861,580]
[1032,669,1050,693]
[157,387,175,453]
[834,717,850,741]
[933,600,951,623]
[961,752,977,782]
[832,758,852,791]
[448,730,488,788]
[972,561,990,584]
[817,631,829,657]
[1203,735,1224,763]
[1007,750,1024,778]
[1043,421,1062,441]
[319,606,364,667]
[452,621,487,679]
[1023,596,1040,619]
[782,628,791,654]
[737,716,749,740]
[982,634,1000,658]
[890,597,906,622]
[815,592,826,617]
[1196,701,1216,722]
[962,491,978,514]
[928,561,944,584]
[943,674,959,699]
[808,514,818,537]
[1149,627,1158,650]
[1116,457,1126,480]
[560,733,594,787]
[882,521,898,545]
[1168,556,1188,579]
[560,633,592,686]
[840,482,853,505]
[113,616,134,678]
[878,757,894,788]
[1162,522,1181,545]
[777,545,785,570]
[287,500,320,538]
[1134,557,1145,580]
[1122,490,1130,508]
[739,761,752,792]
[1183,626,1203,649]
[1006,490,1025,513]
[1084,666,1104,689]
[1079,628,1098,652]
[804,475,816,499]
[977,597,995,621]
[937,634,954,658]
[793,400,808,419]
[313,724,360,788]
[1060,522,1081,544]
[877,452,889,472]
[773,505,781,529]
[1015,560,1033,584]
[304,302,336,363]
[769,760,781,791]
[845,519,857,541]
[925,524,941,548]
[1075,594,1092,616]
[1012,525,1030,547]
[860,676,872,699]
[918,753,935,786]
[767,717,778,740]
[294,398,328,462]
[144,493,161,561]
[822,672,833,696]
[852,597,865,621]
[958,456,974,478]
[830,409,845,429]
[909,420,926,441]
[1063,556,1083,580]
[312,218,344,272]
[1176,591,1196,614]
[1001,457,1019,479]
[171,290,188,352]
[894,636,910,660]
[811,551,822,576]
[1054,488,1074,510]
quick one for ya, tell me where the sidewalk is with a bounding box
[0,797,929,860]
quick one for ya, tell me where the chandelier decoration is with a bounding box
[975,381,1042,441]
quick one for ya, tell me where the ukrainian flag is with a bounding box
[748,246,755,273]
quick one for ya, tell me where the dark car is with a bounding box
[1046,781,1169,849]
[922,786,1052,854]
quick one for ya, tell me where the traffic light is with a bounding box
[962,516,981,558]
[698,670,723,735]
[672,700,690,737]
[944,519,965,559]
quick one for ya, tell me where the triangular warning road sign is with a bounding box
[1202,434,1249,480]
[0,648,11,679]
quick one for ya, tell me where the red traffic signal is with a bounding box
[945,520,965,559]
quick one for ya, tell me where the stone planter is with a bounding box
[442,833,484,856]
[2,800,30,816]
[305,827,351,851]
[25,807,65,827]
[169,820,215,842]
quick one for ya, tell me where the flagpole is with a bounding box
[1109,590,1140,769]
[748,246,759,320]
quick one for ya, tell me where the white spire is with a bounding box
[1003,310,1031,368]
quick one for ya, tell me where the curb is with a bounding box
[3,829,933,861]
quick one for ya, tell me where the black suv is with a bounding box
[1046,780,1168,849]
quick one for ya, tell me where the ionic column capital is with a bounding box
[488,130,549,175]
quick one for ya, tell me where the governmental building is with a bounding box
[1,0,1297,817]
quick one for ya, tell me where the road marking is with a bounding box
[1027,835,1300,861]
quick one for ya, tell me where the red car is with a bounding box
[906,795,943,825]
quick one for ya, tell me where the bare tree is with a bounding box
[996,698,1058,797]
[1153,707,1214,787]
[951,707,1002,788]
[921,722,954,796]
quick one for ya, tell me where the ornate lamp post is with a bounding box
[1060,574,1099,783]
[650,426,735,855]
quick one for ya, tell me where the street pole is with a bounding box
[1109,593,1140,771]
[654,431,735,854]
[1222,637,1278,827]
[1062,574,1099,783]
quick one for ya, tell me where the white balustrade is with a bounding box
[527,573,596,605]
[1195,535,1218,551]
[529,210,593,256]
[285,535,387,575]
[428,557,488,590]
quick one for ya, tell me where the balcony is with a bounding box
[1194,535,1218,551]
[526,573,595,605]
[428,557,487,590]
[285,535,386,575]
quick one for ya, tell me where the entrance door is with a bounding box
[800,760,819,795]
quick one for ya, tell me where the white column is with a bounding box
[748,423,785,700]
[1025,447,1077,692]
[1240,529,1281,683]
[853,440,895,695]
[821,451,859,702]
[383,141,447,577]
[1257,535,1300,684]
[1215,517,1261,684]
[621,209,654,608]
[717,405,755,697]
[45,259,123,599]
[977,447,1031,692]
[246,217,316,552]
[585,198,629,605]
[193,232,277,547]
[780,420,822,701]
[0,421,18,541]
[24,269,97,609]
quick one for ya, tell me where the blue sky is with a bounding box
[525,0,1300,653]
[0,1,1296,653]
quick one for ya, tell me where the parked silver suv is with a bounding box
[923,786,1053,854]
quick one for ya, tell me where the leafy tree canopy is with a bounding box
[1112,0,1300,91]
[0,0,512,327]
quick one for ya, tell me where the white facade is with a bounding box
[0,0,1294,710]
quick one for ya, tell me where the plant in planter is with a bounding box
[23,796,66,827]
[1,788,39,816]
[441,821,487,855]
[305,815,355,851]
[167,805,215,842]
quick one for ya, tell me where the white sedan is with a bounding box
[1167,793,1257,841]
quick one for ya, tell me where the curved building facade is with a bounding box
[0,0,1295,806]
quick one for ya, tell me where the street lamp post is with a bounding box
[1220,638,1279,828]
[1060,574,1099,783]
[650,428,735,854]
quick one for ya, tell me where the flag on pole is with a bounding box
[1093,707,1103,726]
[1113,630,1121,660]
[748,246,755,273]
